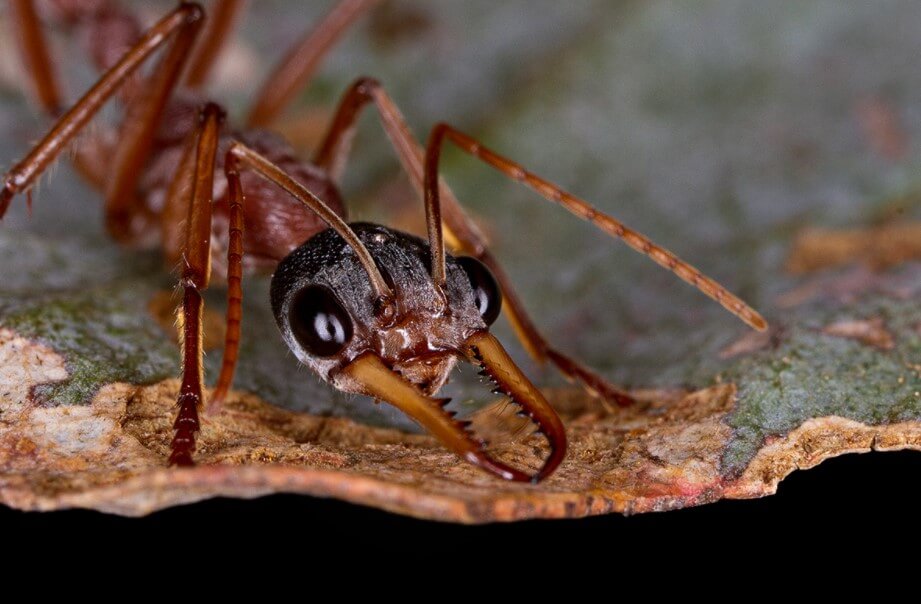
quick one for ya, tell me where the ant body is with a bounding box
[1,0,766,482]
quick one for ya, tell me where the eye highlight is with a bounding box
[457,257,502,325]
[289,285,353,357]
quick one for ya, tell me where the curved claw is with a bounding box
[463,331,567,482]
[340,337,567,482]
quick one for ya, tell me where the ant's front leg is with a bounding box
[169,125,378,464]
[166,103,224,466]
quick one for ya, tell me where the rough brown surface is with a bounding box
[3,328,918,521]
[786,221,921,274]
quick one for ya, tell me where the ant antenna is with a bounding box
[422,124,767,331]
[227,143,394,303]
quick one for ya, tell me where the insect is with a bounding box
[1,0,767,482]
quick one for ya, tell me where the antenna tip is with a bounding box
[749,313,769,332]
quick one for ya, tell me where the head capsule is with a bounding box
[270,223,501,394]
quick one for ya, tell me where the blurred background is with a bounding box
[1,0,919,428]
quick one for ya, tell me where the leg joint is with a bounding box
[354,76,382,96]
[179,3,206,25]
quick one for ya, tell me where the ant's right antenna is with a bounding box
[422,124,767,332]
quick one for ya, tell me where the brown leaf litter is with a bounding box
[2,328,919,521]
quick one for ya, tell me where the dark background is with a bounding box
[5,452,920,547]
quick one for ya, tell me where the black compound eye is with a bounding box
[288,285,353,357]
[457,257,502,326]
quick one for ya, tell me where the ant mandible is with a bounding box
[0,0,767,482]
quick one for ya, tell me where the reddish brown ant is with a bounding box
[0,0,766,482]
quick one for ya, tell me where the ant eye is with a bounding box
[457,257,502,326]
[289,285,353,357]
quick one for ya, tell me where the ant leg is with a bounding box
[246,0,380,127]
[157,113,248,418]
[314,77,379,181]
[184,0,246,89]
[169,103,223,467]
[161,129,201,266]
[0,3,205,235]
[159,114,237,414]
[207,145,248,410]
[9,0,64,115]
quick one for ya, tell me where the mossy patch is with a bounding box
[0,284,177,406]
[721,297,921,476]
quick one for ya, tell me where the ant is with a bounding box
[1,0,767,483]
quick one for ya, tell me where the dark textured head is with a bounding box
[270,222,563,484]
[271,223,500,394]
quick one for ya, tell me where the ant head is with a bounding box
[271,223,500,394]
[270,222,564,484]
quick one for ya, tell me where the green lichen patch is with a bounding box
[721,296,921,476]
[0,284,178,406]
